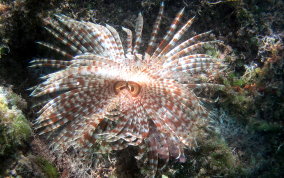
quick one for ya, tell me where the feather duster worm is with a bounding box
[30,2,226,176]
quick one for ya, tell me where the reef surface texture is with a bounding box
[0,0,283,177]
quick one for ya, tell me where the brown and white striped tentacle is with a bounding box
[44,27,84,54]
[29,59,71,68]
[39,64,123,85]
[133,12,143,55]
[31,76,106,97]
[164,31,212,59]
[161,57,224,75]
[151,7,185,58]
[34,83,114,135]
[145,130,159,176]
[106,24,125,58]
[146,2,164,55]
[158,16,195,57]
[47,16,90,54]
[37,42,73,59]
[163,53,212,68]
[53,15,103,54]
[167,40,223,60]
[91,24,123,60]
[122,27,133,56]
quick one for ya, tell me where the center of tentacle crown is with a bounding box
[114,81,141,97]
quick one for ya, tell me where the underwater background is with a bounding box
[0,0,283,177]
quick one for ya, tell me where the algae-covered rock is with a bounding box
[0,86,31,176]
[0,87,60,177]
[31,156,59,178]
[6,154,59,178]
[0,86,31,157]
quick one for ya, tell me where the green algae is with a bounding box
[166,130,241,178]
[0,46,8,59]
[248,118,282,133]
[203,43,221,58]
[0,87,31,157]
[34,157,59,178]
[0,87,59,178]
[197,137,238,177]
